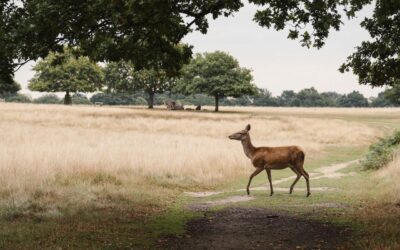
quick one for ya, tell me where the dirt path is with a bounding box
[159,160,358,249]
[159,208,351,249]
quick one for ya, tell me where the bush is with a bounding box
[363,130,400,170]
[33,94,61,104]
[4,93,31,103]
[72,93,91,105]
[90,93,147,105]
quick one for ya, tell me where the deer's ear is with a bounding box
[245,124,251,131]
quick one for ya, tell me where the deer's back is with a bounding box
[251,146,304,169]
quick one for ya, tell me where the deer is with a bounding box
[228,124,310,197]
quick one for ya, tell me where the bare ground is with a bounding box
[158,207,352,250]
[159,160,358,249]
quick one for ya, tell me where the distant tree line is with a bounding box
[4,86,399,108]
[1,49,399,109]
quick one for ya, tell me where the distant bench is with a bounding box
[94,102,103,106]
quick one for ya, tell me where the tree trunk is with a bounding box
[214,95,219,112]
[148,92,154,109]
[64,91,72,105]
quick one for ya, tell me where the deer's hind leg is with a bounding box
[295,163,311,197]
[289,166,302,194]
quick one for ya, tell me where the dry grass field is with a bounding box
[1,103,400,248]
[0,104,382,216]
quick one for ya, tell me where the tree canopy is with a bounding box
[2,0,399,91]
[28,48,104,104]
[103,61,176,108]
[176,51,257,112]
[1,0,243,82]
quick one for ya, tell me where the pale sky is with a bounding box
[16,3,384,98]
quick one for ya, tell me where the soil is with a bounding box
[158,207,352,250]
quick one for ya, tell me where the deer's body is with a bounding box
[229,124,310,197]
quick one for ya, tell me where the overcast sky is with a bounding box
[16,3,384,98]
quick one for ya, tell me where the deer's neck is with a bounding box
[241,135,256,159]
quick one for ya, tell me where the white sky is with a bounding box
[16,3,384,98]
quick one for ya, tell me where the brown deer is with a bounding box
[228,124,310,197]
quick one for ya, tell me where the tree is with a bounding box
[296,87,327,107]
[29,48,103,105]
[0,79,20,97]
[337,91,369,107]
[384,83,400,106]
[320,92,342,107]
[131,69,176,109]
[278,90,298,106]
[340,1,400,87]
[370,92,394,107]
[1,0,243,82]
[103,61,135,94]
[253,88,279,106]
[103,62,176,109]
[177,51,257,112]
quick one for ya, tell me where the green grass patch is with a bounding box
[363,130,400,170]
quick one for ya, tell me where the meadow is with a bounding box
[0,103,400,248]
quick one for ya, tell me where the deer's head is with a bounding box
[228,124,251,141]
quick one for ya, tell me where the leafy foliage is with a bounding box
[4,93,31,103]
[71,93,91,105]
[1,0,243,82]
[384,83,400,105]
[363,130,400,170]
[250,0,371,48]
[28,47,103,105]
[340,1,400,87]
[176,51,257,111]
[103,61,176,108]
[337,91,369,107]
[0,79,20,96]
[90,93,147,106]
[33,94,61,104]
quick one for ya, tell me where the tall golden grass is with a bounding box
[0,103,384,217]
[376,151,400,203]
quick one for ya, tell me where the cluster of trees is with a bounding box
[1,0,399,106]
[27,49,257,112]
[20,47,399,109]
[5,85,398,108]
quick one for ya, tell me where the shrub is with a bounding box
[363,130,400,170]
[71,93,91,105]
[33,94,61,104]
[4,93,31,103]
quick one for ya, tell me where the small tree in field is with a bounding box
[29,48,103,105]
[176,51,257,112]
[132,69,175,109]
[103,61,175,109]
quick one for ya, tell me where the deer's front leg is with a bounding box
[246,168,263,195]
[266,168,273,196]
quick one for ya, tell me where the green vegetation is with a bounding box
[3,93,31,103]
[33,94,61,104]
[176,51,258,111]
[363,130,400,170]
[28,48,103,105]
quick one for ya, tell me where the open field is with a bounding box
[1,103,400,248]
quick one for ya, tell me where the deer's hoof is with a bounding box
[270,192,274,196]
[289,189,293,194]
[307,192,311,197]
[246,189,250,195]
